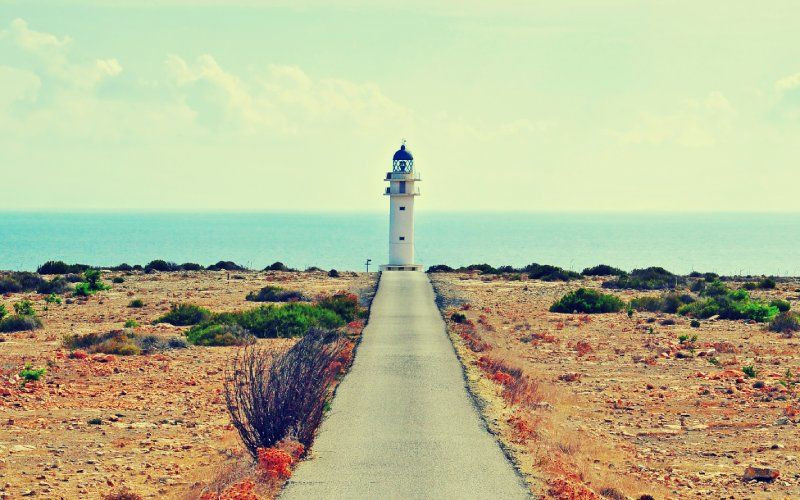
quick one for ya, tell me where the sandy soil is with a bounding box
[432,273,800,499]
[0,270,372,499]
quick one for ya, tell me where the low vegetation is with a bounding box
[74,269,110,296]
[264,261,295,272]
[581,264,625,276]
[426,262,580,280]
[603,267,684,290]
[550,288,625,314]
[155,303,212,326]
[224,328,344,458]
[207,260,246,271]
[678,281,778,322]
[769,312,800,335]
[187,303,343,343]
[629,293,694,313]
[186,323,253,346]
[128,298,145,308]
[19,363,46,385]
[0,300,43,333]
[37,260,91,275]
[758,277,777,289]
[63,329,187,355]
[0,272,71,294]
[525,263,581,281]
[184,292,359,346]
[246,285,308,303]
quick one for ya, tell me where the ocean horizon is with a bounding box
[1,211,799,276]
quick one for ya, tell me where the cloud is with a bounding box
[0,66,41,110]
[4,18,122,89]
[8,18,71,53]
[611,91,735,147]
[165,55,410,133]
[775,72,800,92]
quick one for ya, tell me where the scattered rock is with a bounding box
[743,466,779,482]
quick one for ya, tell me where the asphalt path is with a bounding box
[281,271,530,499]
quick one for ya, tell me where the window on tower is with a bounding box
[399,206,406,211]
[399,236,405,241]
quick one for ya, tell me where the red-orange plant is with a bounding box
[257,448,294,479]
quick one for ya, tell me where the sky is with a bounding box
[1,1,799,212]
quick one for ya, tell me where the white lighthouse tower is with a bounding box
[380,141,422,272]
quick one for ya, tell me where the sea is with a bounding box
[1,212,798,276]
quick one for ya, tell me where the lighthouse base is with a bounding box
[380,264,423,272]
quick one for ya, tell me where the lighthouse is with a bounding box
[380,141,422,272]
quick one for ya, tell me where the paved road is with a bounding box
[281,271,529,499]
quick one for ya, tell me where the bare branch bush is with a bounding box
[224,327,344,459]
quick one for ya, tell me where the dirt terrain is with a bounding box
[432,273,800,499]
[0,270,371,499]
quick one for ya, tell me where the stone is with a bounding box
[743,466,779,482]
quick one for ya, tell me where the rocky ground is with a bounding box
[432,273,800,499]
[0,270,371,499]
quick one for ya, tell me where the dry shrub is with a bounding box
[102,488,143,500]
[224,328,344,459]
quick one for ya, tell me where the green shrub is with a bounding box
[145,260,180,272]
[0,272,50,293]
[37,261,90,275]
[628,293,690,313]
[688,271,719,281]
[124,319,139,328]
[112,276,125,284]
[741,282,758,290]
[264,261,295,272]
[525,263,581,282]
[451,312,467,324]
[246,285,308,303]
[702,280,729,297]
[758,277,777,290]
[167,336,189,349]
[186,323,252,346]
[14,300,35,316]
[19,363,46,384]
[742,365,757,378]
[690,319,701,328]
[769,312,800,335]
[74,269,110,296]
[581,264,625,276]
[189,303,344,340]
[603,267,684,290]
[0,314,42,332]
[44,293,62,305]
[690,279,707,294]
[36,276,70,294]
[328,269,340,278]
[155,303,211,326]
[207,261,245,271]
[128,299,145,308]
[771,299,791,313]
[318,292,360,322]
[179,262,203,271]
[550,288,625,314]
[679,286,779,323]
[426,264,455,273]
[63,329,186,355]
[628,296,662,313]
[0,304,6,320]
[64,330,141,355]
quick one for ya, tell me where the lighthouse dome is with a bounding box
[393,144,414,161]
